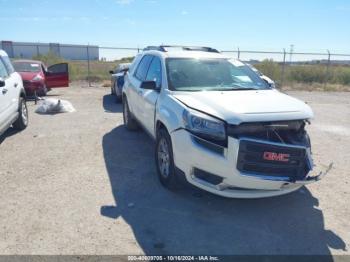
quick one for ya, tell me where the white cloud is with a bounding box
[181,10,189,15]
[116,0,134,5]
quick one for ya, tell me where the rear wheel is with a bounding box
[13,97,28,131]
[115,82,122,103]
[123,97,138,130]
[111,82,115,95]
[155,128,178,189]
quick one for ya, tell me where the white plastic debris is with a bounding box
[35,98,76,114]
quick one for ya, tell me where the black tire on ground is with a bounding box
[116,94,122,103]
[123,97,138,130]
[115,83,122,103]
[37,85,48,96]
[155,128,178,190]
[111,83,115,95]
[13,97,28,131]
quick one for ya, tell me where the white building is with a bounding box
[0,41,99,61]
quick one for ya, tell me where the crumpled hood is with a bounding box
[173,89,314,125]
[18,71,42,81]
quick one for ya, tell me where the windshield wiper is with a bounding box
[209,87,259,91]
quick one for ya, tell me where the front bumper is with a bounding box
[171,129,331,198]
[23,80,45,94]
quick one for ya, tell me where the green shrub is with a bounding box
[255,59,282,82]
[287,65,326,84]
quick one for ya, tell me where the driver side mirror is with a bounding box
[0,78,5,88]
[141,81,158,90]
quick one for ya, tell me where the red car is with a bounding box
[12,60,69,96]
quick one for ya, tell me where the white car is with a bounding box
[122,45,328,198]
[0,50,28,136]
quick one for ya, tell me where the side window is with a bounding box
[135,55,153,81]
[2,56,15,74]
[146,57,162,88]
[0,59,9,79]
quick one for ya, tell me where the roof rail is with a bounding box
[143,45,220,53]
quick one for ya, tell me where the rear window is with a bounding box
[13,62,41,72]
[135,55,153,81]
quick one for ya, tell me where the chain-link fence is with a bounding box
[2,41,350,90]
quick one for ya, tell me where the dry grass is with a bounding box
[101,80,111,87]
[282,82,350,92]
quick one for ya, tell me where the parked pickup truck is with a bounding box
[0,50,28,136]
[122,45,330,198]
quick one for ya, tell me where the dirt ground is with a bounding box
[0,84,349,255]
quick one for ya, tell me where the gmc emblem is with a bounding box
[263,152,290,162]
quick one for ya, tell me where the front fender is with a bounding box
[156,94,185,134]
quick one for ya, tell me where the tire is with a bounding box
[115,83,122,103]
[13,97,28,131]
[111,82,115,95]
[37,85,48,96]
[116,94,122,103]
[123,97,138,131]
[155,128,178,190]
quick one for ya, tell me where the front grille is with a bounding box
[237,139,310,181]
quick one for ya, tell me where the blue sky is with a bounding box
[1,0,350,54]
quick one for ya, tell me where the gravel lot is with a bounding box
[0,84,349,255]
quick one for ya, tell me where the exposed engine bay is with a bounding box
[228,120,311,148]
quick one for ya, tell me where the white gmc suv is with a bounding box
[122,45,329,198]
[0,50,28,137]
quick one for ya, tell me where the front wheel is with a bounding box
[155,128,178,190]
[13,97,28,131]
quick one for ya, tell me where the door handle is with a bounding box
[14,83,18,88]
[137,90,144,95]
[2,88,8,94]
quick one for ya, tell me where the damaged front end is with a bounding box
[228,120,331,183]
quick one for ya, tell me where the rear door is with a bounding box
[139,56,162,136]
[128,55,153,119]
[45,63,69,88]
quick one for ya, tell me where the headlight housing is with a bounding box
[32,74,44,81]
[183,109,226,144]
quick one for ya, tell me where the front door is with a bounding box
[138,56,162,136]
[45,63,69,88]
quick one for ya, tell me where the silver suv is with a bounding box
[0,50,28,136]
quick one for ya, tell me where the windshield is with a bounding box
[13,62,41,72]
[166,58,269,91]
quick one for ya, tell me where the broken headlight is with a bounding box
[183,109,226,142]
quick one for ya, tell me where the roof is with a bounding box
[12,59,43,64]
[141,45,228,59]
[143,50,228,60]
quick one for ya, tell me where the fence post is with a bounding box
[87,45,91,87]
[36,44,39,56]
[325,50,331,88]
[237,47,240,59]
[281,48,287,88]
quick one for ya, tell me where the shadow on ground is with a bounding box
[103,94,122,113]
[0,127,20,144]
[101,126,346,256]
[100,96,346,256]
